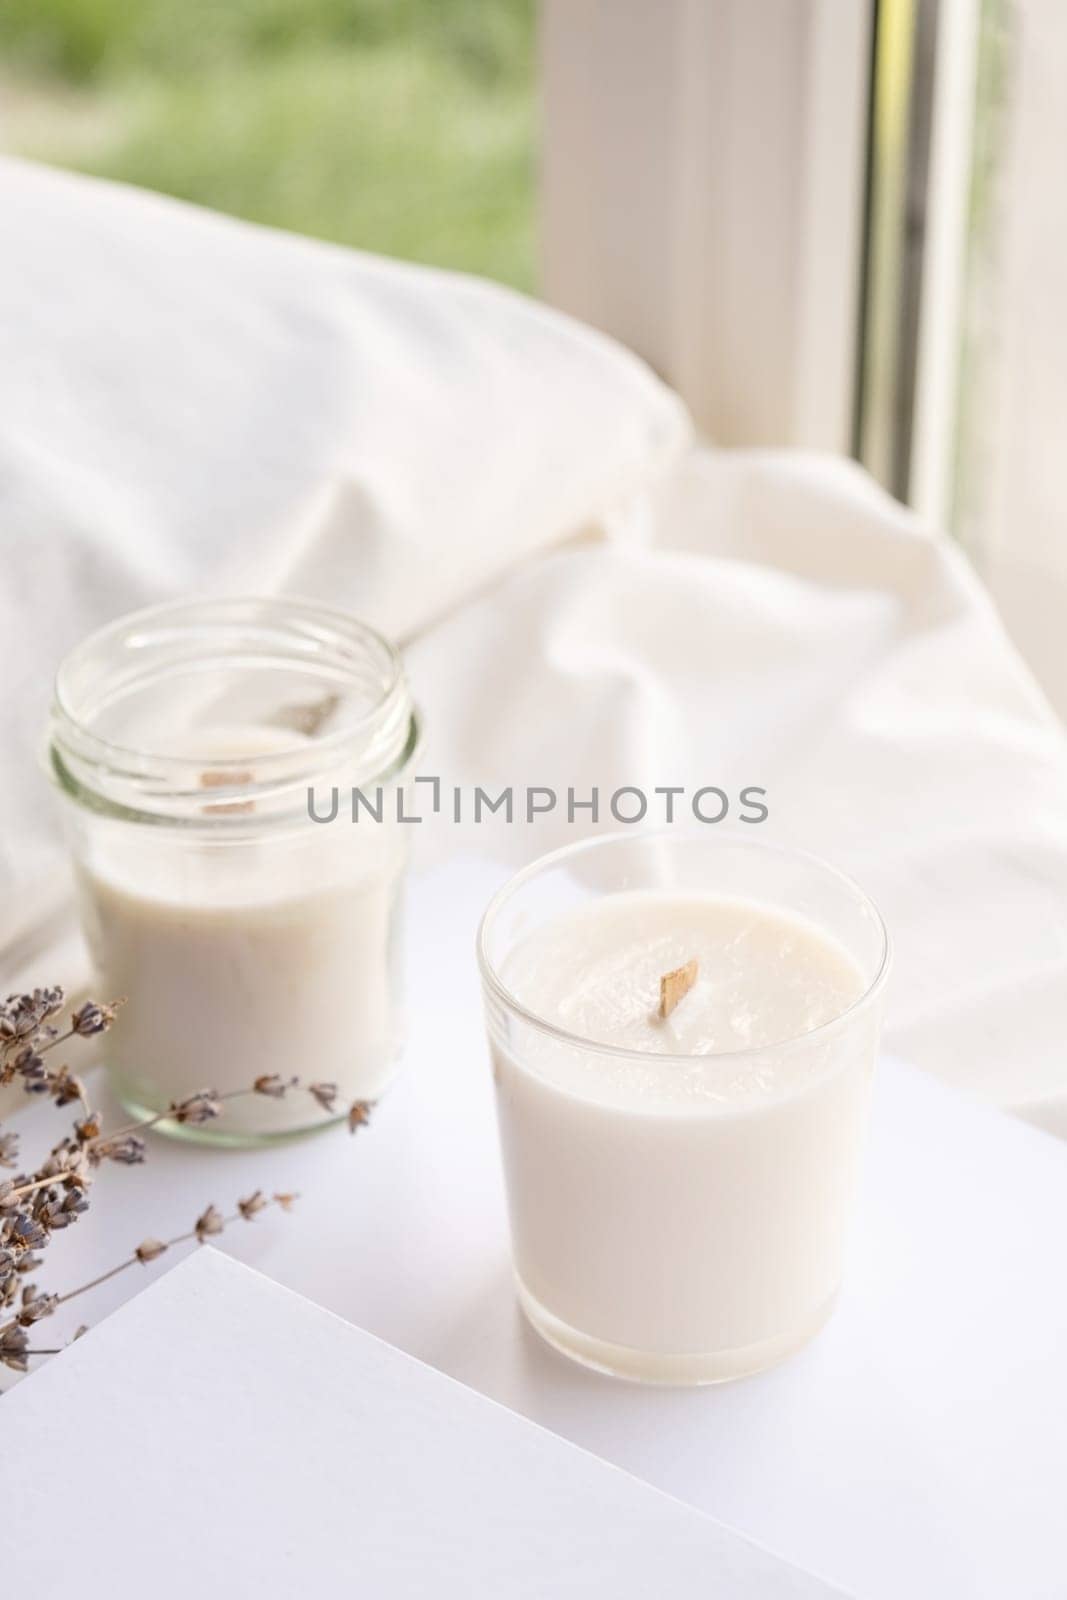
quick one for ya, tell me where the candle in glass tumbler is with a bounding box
[479,835,889,1384]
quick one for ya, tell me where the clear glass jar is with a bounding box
[478,832,890,1384]
[48,597,420,1145]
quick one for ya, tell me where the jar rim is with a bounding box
[476,830,891,1068]
[49,595,417,826]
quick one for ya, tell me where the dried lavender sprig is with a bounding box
[0,988,65,1044]
[91,1079,363,1150]
[0,1080,351,1238]
[0,1171,88,1205]
[0,994,120,1117]
[0,1192,298,1358]
[0,982,372,1383]
[81,1090,243,1147]
[55,1193,299,1309]
[0,997,118,1054]
[0,1019,107,1071]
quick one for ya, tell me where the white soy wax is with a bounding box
[75,729,407,1139]
[486,875,887,1384]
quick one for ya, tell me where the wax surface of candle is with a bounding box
[502,891,865,1110]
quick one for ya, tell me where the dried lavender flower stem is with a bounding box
[92,1079,341,1149]
[10,1025,76,1060]
[0,1193,295,1343]
[46,1255,142,1311]
[4,1171,87,1203]
[0,983,358,1382]
[59,1196,293,1307]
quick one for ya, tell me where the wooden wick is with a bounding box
[200,769,255,816]
[659,958,699,1019]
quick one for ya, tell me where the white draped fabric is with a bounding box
[3,157,1066,1133]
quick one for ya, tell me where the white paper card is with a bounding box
[3,1250,844,1597]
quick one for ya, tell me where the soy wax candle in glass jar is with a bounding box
[478,832,889,1384]
[48,597,420,1144]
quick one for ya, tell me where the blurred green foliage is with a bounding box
[0,0,536,289]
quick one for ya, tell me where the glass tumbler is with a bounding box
[478,831,890,1384]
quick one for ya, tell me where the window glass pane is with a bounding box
[952,0,1067,709]
[0,0,537,291]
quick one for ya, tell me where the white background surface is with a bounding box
[4,1251,842,1598]
[8,857,1067,1600]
